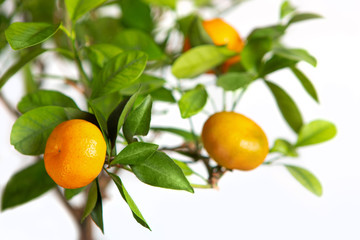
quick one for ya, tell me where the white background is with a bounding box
[1,0,360,239]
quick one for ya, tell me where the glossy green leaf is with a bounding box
[82,181,98,222]
[188,16,213,47]
[5,22,60,50]
[273,47,317,67]
[265,81,303,133]
[172,45,236,79]
[119,0,153,33]
[131,151,194,193]
[241,38,272,72]
[88,101,109,137]
[65,0,107,21]
[296,120,337,147]
[260,54,297,76]
[290,66,319,102]
[1,160,56,211]
[151,127,197,142]
[10,106,93,155]
[23,63,38,94]
[17,90,79,113]
[91,51,147,98]
[123,95,153,143]
[178,84,207,118]
[280,1,296,19]
[108,172,150,230]
[143,0,177,9]
[90,179,104,233]
[0,48,46,90]
[285,165,322,197]
[216,72,253,91]
[64,187,86,200]
[288,13,322,25]
[111,142,158,165]
[248,25,286,40]
[150,87,176,103]
[178,14,196,35]
[115,30,164,60]
[120,74,166,96]
[86,44,123,67]
[173,160,193,176]
[270,138,298,157]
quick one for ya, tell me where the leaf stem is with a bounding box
[191,183,213,189]
[231,87,247,111]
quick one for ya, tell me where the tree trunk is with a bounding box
[79,217,93,240]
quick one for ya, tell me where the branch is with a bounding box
[0,92,20,117]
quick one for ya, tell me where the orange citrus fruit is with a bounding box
[201,112,269,170]
[44,119,106,189]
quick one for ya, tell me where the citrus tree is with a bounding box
[0,0,336,239]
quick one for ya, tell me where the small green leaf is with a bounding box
[173,160,194,176]
[0,48,47,90]
[260,54,297,76]
[150,87,176,103]
[142,0,177,9]
[290,66,319,103]
[64,187,86,200]
[273,47,317,67]
[114,29,164,61]
[296,120,337,147]
[285,165,322,197]
[91,51,148,98]
[270,138,298,157]
[172,45,236,79]
[241,38,272,72]
[111,142,158,166]
[5,22,60,50]
[265,81,303,133]
[123,95,153,143]
[108,172,150,230]
[248,25,286,40]
[10,106,93,155]
[178,84,207,119]
[131,151,194,193]
[177,14,196,35]
[86,44,123,67]
[216,72,253,91]
[288,13,322,25]
[82,181,98,222]
[90,179,104,233]
[18,90,79,114]
[188,16,213,47]
[65,0,107,22]
[23,63,38,94]
[280,1,296,19]
[151,127,197,142]
[1,160,56,211]
[120,0,153,33]
[120,74,166,96]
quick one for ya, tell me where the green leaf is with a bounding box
[17,90,79,114]
[111,142,158,165]
[150,87,176,103]
[248,25,286,40]
[119,0,153,33]
[64,187,86,200]
[290,66,319,102]
[280,1,296,19]
[173,160,194,176]
[91,51,148,98]
[107,90,140,148]
[288,13,322,25]
[285,165,322,197]
[65,0,107,22]
[88,101,110,151]
[120,74,166,96]
[123,95,153,143]
[142,0,177,9]
[273,47,317,67]
[90,179,104,233]
[115,29,164,61]
[5,22,60,50]
[10,106,93,155]
[108,172,150,230]
[82,181,98,222]
[177,14,196,35]
[0,48,47,90]
[265,81,303,133]
[172,45,236,79]
[178,84,207,118]
[23,63,38,94]
[270,138,298,157]
[151,127,197,142]
[260,54,297,76]
[1,160,56,211]
[86,44,123,67]
[296,120,337,147]
[241,38,272,72]
[131,151,194,193]
[188,16,213,47]
[216,72,253,91]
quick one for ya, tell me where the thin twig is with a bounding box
[0,92,20,117]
